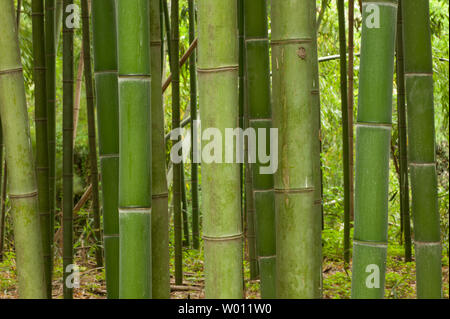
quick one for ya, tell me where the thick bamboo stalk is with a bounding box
[150,0,170,299]
[32,0,51,297]
[170,0,183,286]
[244,0,275,299]
[188,0,199,251]
[45,1,56,283]
[91,0,120,298]
[271,0,321,298]
[351,0,397,299]
[402,0,442,299]
[117,0,152,299]
[81,0,102,268]
[0,0,46,298]
[337,0,351,266]
[395,0,412,262]
[198,0,243,298]
[62,0,74,300]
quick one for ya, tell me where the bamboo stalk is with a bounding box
[244,0,275,298]
[81,0,102,268]
[32,0,51,298]
[73,47,84,142]
[395,0,412,263]
[188,0,200,251]
[91,0,120,298]
[181,163,190,247]
[0,0,46,297]
[44,0,56,287]
[351,0,398,299]
[198,0,243,298]
[150,0,170,299]
[170,0,183,286]
[271,0,322,298]
[117,0,152,298]
[402,0,442,299]
[348,0,355,223]
[62,0,74,300]
[337,0,351,266]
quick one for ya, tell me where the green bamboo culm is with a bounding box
[44,0,56,289]
[62,0,75,300]
[91,0,120,298]
[188,0,200,250]
[337,0,352,266]
[198,0,243,298]
[244,0,275,298]
[32,0,51,297]
[351,0,397,299]
[81,0,102,268]
[0,0,46,298]
[271,0,322,298]
[395,0,412,262]
[117,0,152,299]
[150,0,170,299]
[170,0,183,286]
[239,0,258,281]
[402,0,442,299]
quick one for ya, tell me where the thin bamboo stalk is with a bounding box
[402,0,442,298]
[351,0,398,299]
[337,0,351,266]
[62,0,74,300]
[188,0,200,250]
[181,163,190,247]
[150,0,170,298]
[81,0,102,268]
[32,0,51,297]
[117,0,152,298]
[44,0,56,285]
[244,0,275,298]
[170,0,183,286]
[271,0,322,298]
[395,0,412,262]
[73,48,84,142]
[198,0,243,298]
[348,0,355,223]
[0,0,46,297]
[238,0,245,233]
[91,0,120,298]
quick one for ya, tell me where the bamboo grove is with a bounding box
[0,0,446,299]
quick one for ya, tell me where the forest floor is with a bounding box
[0,243,448,299]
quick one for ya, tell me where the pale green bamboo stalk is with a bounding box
[271,0,322,298]
[117,0,152,299]
[351,0,398,299]
[198,0,243,298]
[402,0,442,299]
[0,0,46,298]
